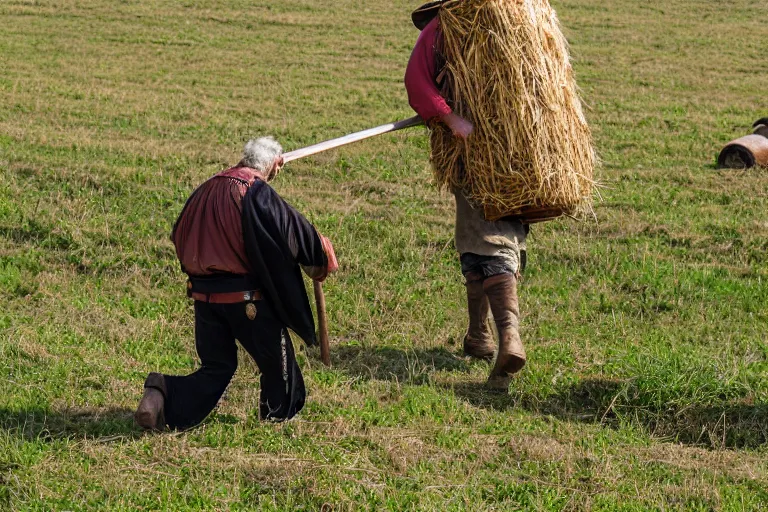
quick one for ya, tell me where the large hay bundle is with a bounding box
[432,0,596,222]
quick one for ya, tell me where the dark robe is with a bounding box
[241,180,328,346]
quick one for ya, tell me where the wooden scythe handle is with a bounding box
[297,118,424,366]
[282,116,423,164]
[313,280,331,366]
[290,118,425,365]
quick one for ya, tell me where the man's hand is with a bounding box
[440,112,473,139]
[267,156,284,180]
[320,236,338,276]
[301,235,338,282]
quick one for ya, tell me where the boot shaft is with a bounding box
[483,273,525,376]
[464,275,495,360]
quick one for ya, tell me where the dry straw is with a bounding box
[432,0,596,222]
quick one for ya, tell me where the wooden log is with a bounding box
[717,134,768,169]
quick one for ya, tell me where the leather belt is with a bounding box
[190,290,262,304]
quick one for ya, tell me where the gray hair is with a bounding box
[241,136,283,171]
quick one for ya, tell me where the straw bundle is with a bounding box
[431,0,596,222]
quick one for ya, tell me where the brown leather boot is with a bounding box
[463,275,495,361]
[483,273,526,390]
[134,372,167,431]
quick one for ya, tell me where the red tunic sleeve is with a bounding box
[404,17,452,122]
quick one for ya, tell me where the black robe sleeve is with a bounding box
[241,180,327,346]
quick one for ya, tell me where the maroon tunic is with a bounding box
[171,167,262,276]
[172,166,337,282]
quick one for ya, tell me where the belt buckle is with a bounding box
[243,291,251,301]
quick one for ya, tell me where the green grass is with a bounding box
[1,0,767,510]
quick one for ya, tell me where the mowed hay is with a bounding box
[432,0,596,221]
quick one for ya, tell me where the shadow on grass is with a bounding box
[331,344,472,384]
[547,378,768,449]
[453,377,768,449]
[325,345,767,449]
[0,406,141,441]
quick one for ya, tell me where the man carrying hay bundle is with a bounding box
[405,0,595,390]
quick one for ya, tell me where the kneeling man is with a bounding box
[135,136,337,430]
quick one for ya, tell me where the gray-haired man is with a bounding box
[135,137,338,430]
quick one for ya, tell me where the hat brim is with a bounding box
[412,1,444,30]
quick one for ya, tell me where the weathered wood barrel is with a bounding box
[717,133,768,169]
[753,124,768,139]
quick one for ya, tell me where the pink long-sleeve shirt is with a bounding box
[404,17,452,121]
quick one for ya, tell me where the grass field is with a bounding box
[1,0,767,510]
